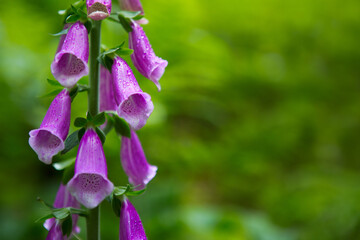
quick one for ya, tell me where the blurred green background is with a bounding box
[1,0,360,239]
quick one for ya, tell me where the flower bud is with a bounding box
[112,56,154,130]
[87,0,112,20]
[121,129,157,190]
[29,89,71,164]
[67,128,114,209]
[129,22,168,91]
[51,22,89,88]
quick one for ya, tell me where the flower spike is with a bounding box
[112,56,154,130]
[29,89,71,164]
[87,0,112,20]
[44,184,80,239]
[67,128,114,209]
[121,129,157,190]
[51,22,89,88]
[129,22,168,91]
[120,198,148,240]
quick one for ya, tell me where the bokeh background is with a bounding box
[1,0,360,239]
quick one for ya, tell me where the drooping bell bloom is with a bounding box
[67,128,114,209]
[87,0,112,20]
[129,22,168,91]
[120,198,147,240]
[100,65,117,112]
[44,184,80,240]
[112,56,154,130]
[51,22,89,88]
[29,89,71,164]
[121,129,157,190]
[119,0,144,14]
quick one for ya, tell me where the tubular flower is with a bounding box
[29,89,71,164]
[87,0,112,20]
[120,198,147,240]
[129,22,168,91]
[121,129,157,190]
[44,184,81,240]
[51,22,89,88]
[118,0,144,14]
[100,65,117,112]
[112,56,154,130]
[67,128,114,209]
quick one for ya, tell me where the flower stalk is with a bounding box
[86,19,102,240]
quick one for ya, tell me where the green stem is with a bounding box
[86,207,100,240]
[86,20,102,240]
[88,20,101,117]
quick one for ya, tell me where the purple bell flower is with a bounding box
[121,129,157,190]
[67,128,114,209]
[51,22,89,88]
[120,198,147,240]
[87,0,112,20]
[29,89,71,164]
[112,56,154,130]
[100,65,117,112]
[129,22,168,91]
[119,0,144,14]
[44,184,80,240]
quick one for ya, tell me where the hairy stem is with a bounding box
[88,20,101,117]
[86,20,102,240]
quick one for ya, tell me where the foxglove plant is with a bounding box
[30,0,168,239]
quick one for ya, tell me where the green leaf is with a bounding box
[53,208,70,220]
[102,113,115,135]
[39,89,63,98]
[111,194,122,217]
[74,117,88,127]
[84,20,92,34]
[113,186,128,196]
[86,112,93,121]
[117,10,142,19]
[37,197,54,209]
[98,55,113,72]
[95,127,106,144]
[126,188,146,196]
[53,158,76,171]
[118,15,133,33]
[66,14,80,23]
[35,213,54,223]
[78,127,86,141]
[61,130,80,154]
[62,164,75,185]
[50,28,69,37]
[69,85,79,102]
[113,115,131,138]
[115,48,134,56]
[78,84,89,92]
[62,215,73,237]
[106,16,120,24]
[69,208,88,217]
[77,8,88,19]
[47,79,62,86]
[92,112,106,126]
